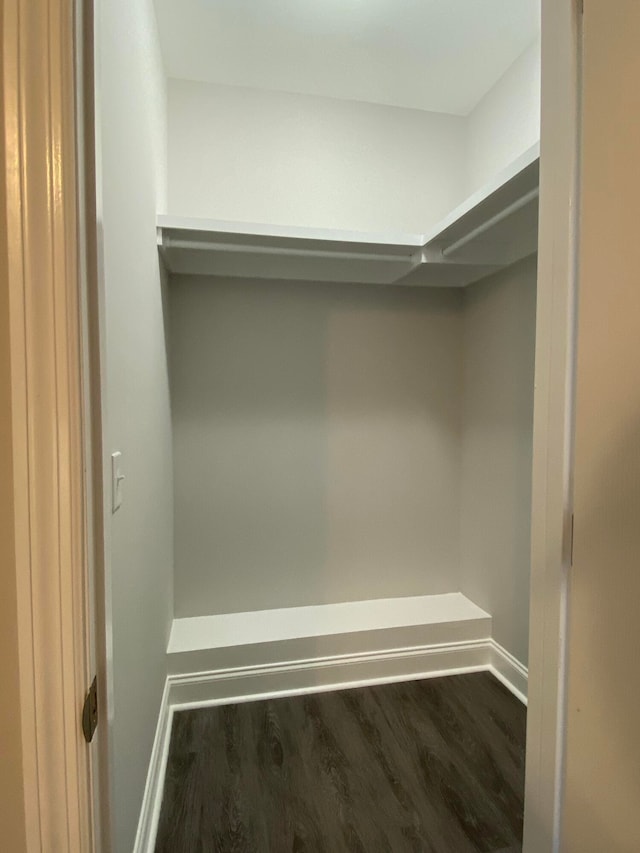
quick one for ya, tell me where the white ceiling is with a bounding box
[154,0,540,116]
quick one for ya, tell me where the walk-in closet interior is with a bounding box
[94,1,541,850]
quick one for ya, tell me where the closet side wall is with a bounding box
[460,255,537,665]
[467,38,541,194]
[166,79,468,234]
[169,277,463,617]
[96,1,172,850]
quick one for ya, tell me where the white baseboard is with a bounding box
[168,638,492,710]
[490,640,529,705]
[135,638,527,853]
[132,679,174,853]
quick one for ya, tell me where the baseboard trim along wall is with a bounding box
[133,677,173,853]
[133,636,528,853]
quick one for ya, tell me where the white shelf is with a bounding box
[403,143,540,287]
[157,144,539,289]
[166,592,492,675]
[157,216,424,285]
[168,592,490,654]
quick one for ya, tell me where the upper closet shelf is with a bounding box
[157,144,539,289]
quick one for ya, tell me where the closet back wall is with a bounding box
[169,277,463,617]
[167,79,468,233]
[165,37,541,235]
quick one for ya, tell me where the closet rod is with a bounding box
[162,237,415,264]
[441,186,540,258]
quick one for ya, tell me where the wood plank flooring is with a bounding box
[155,672,526,853]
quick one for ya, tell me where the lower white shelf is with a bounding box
[167,592,491,675]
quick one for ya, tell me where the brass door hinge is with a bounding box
[82,676,98,743]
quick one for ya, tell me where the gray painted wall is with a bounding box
[167,79,468,234]
[169,277,463,616]
[460,255,537,664]
[96,1,172,849]
[467,39,541,194]
[169,265,536,667]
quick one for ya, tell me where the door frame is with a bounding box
[525,0,582,850]
[1,0,98,849]
[2,0,581,850]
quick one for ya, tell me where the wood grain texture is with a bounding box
[2,1,94,849]
[562,3,640,851]
[155,673,526,852]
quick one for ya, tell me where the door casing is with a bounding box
[524,0,582,850]
[1,0,97,849]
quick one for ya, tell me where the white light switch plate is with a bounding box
[111,451,125,512]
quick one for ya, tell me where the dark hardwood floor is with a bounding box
[155,672,526,853]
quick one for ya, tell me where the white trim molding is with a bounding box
[524,1,581,851]
[490,641,529,706]
[132,679,173,853]
[134,638,527,853]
